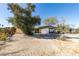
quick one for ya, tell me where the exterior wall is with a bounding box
[40,28,49,34]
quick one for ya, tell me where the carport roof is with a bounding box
[34,25,57,29]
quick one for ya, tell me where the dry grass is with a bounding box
[0,34,79,56]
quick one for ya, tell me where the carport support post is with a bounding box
[49,28,50,34]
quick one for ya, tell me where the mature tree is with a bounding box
[7,3,41,35]
[57,17,69,33]
[44,17,58,26]
[44,17,58,33]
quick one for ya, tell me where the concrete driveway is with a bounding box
[63,34,79,42]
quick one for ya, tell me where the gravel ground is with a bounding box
[0,34,79,56]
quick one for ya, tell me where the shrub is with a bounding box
[5,27,16,37]
[0,27,16,41]
[0,33,8,41]
[57,34,67,41]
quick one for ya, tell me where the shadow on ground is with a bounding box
[31,33,60,39]
[65,36,79,39]
[0,48,29,56]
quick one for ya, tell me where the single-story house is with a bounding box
[33,25,58,34]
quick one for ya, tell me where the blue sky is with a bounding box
[0,3,79,28]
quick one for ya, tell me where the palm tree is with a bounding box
[0,24,1,27]
[2,24,4,27]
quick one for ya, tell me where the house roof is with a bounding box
[34,25,57,29]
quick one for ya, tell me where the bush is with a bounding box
[0,27,16,41]
[0,33,8,41]
[57,34,67,41]
[4,27,16,37]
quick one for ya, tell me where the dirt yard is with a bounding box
[0,34,79,56]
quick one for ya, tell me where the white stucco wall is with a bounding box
[41,28,49,34]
